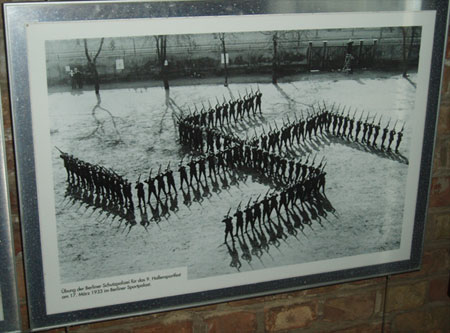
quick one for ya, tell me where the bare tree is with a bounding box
[218,33,229,87]
[155,35,169,90]
[401,27,416,78]
[84,38,104,95]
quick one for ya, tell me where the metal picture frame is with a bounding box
[0,90,21,332]
[3,0,449,330]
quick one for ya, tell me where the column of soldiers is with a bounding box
[58,149,134,213]
[258,103,405,154]
[222,157,327,242]
[326,105,405,153]
[180,89,263,129]
[133,163,180,226]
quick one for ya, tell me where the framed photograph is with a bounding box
[4,0,449,330]
[0,91,21,332]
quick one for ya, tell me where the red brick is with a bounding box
[323,293,376,321]
[429,275,450,302]
[426,213,450,241]
[421,248,450,275]
[13,220,22,255]
[433,138,450,170]
[433,214,450,240]
[327,322,382,333]
[20,303,29,331]
[442,63,450,96]
[446,32,450,59]
[70,313,161,332]
[385,281,428,312]
[392,305,450,331]
[133,320,192,333]
[206,312,256,333]
[392,248,450,281]
[265,302,317,332]
[15,252,26,302]
[429,176,450,207]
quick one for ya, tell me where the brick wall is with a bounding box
[1,5,449,333]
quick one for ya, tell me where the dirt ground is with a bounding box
[48,70,415,283]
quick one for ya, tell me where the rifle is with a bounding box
[237,200,242,210]
[392,119,398,131]
[365,113,369,123]
[223,95,227,104]
[378,115,382,125]
[330,102,336,113]
[225,207,232,217]
[359,110,364,121]
[352,109,357,118]
[334,104,340,115]
[385,118,391,129]
[246,197,253,208]
[321,161,327,171]
[148,168,153,179]
[318,155,326,167]
[400,121,405,132]
[157,164,162,175]
[166,161,171,171]
[208,100,212,108]
[341,106,346,115]
[274,121,279,130]
[215,96,220,106]
[238,91,242,100]
[137,174,142,183]
[371,113,377,124]
[254,193,262,203]
[55,146,65,154]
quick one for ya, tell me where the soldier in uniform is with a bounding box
[234,206,244,236]
[222,213,234,243]
[135,179,145,207]
[387,127,396,151]
[188,158,199,185]
[145,175,157,203]
[178,162,189,189]
[255,90,263,114]
[395,129,403,153]
[165,167,177,194]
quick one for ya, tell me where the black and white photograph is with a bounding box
[48,26,420,283]
[16,9,437,318]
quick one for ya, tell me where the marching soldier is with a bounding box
[222,212,234,243]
